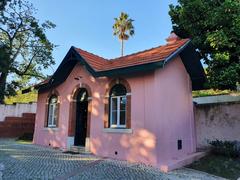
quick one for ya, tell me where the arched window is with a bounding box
[47,95,58,127]
[109,84,127,128]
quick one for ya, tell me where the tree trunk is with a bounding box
[0,72,7,104]
[121,39,124,56]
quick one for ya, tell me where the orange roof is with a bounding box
[74,39,189,72]
[36,37,206,92]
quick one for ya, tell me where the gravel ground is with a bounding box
[0,139,225,180]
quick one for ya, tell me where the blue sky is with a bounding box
[30,0,178,75]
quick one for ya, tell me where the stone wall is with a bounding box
[194,95,240,148]
[0,103,36,122]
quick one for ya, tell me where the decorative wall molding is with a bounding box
[103,128,133,134]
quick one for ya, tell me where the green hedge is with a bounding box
[4,90,38,104]
[209,140,239,158]
[192,89,239,97]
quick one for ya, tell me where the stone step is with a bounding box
[70,146,92,155]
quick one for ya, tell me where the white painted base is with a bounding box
[67,136,90,151]
[85,137,90,151]
[193,95,240,104]
[67,136,74,149]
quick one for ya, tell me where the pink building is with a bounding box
[33,34,205,171]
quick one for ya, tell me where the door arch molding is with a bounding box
[68,83,92,142]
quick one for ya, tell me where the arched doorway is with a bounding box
[74,88,88,146]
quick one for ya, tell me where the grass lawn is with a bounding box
[16,139,32,144]
[188,154,240,180]
[16,133,33,144]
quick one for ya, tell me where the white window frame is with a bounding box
[110,95,126,128]
[47,97,57,128]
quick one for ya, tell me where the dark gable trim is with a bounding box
[163,40,206,90]
[179,43,206,90]
[38,41,206,92]
[39,47,78,92]
[164,40,191,65]
[71,47,98,76]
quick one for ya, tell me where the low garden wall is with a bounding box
[194,95,240,148]
[0,103,37,122]
[0,113,36,138]
[0,103,36,138]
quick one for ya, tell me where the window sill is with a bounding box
[103,128,133,134]
[43,127,59,131]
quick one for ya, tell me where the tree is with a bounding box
[0,0,10,11]
[169,0,240,90]
[0,0,56,103]
[0,44,10,102]
[113,12,134,56]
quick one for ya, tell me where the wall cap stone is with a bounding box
[193,95,240,105]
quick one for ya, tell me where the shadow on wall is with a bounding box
[42,124,67,148]
[90,137,102,155]
[121,129,157,164]
[92,92,100,116]
[90,128,157,165]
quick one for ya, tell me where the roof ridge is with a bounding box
[109,45,163,61]
[109,39,189,61]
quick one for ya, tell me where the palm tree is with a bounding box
[113,12,134,56]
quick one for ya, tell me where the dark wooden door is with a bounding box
[74,89,88,146]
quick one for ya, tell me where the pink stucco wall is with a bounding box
[33,56,195,170]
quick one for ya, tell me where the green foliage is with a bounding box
[169,0,240,90]
[0,0,56,103]
[4,90,37,104]
[208,61,240,89]
[188,154,240,180]
[192,89,240,97]
[17,133,33,142]
[0,0,10,11]
[113,12,135,56]
[209,140,239,158]
[16,139,32,144]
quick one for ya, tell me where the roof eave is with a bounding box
[95,61,164,77]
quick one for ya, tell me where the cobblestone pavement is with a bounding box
[0,139,225,180]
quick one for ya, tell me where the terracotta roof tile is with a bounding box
[74,48,107,71]
[75,39,189,72]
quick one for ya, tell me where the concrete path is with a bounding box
[0,139,225,180]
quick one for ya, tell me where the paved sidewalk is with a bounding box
[0,139,225,180]
[0,163,4,180]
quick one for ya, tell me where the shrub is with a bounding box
[17,133,33,141]
[209,140,239,158]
